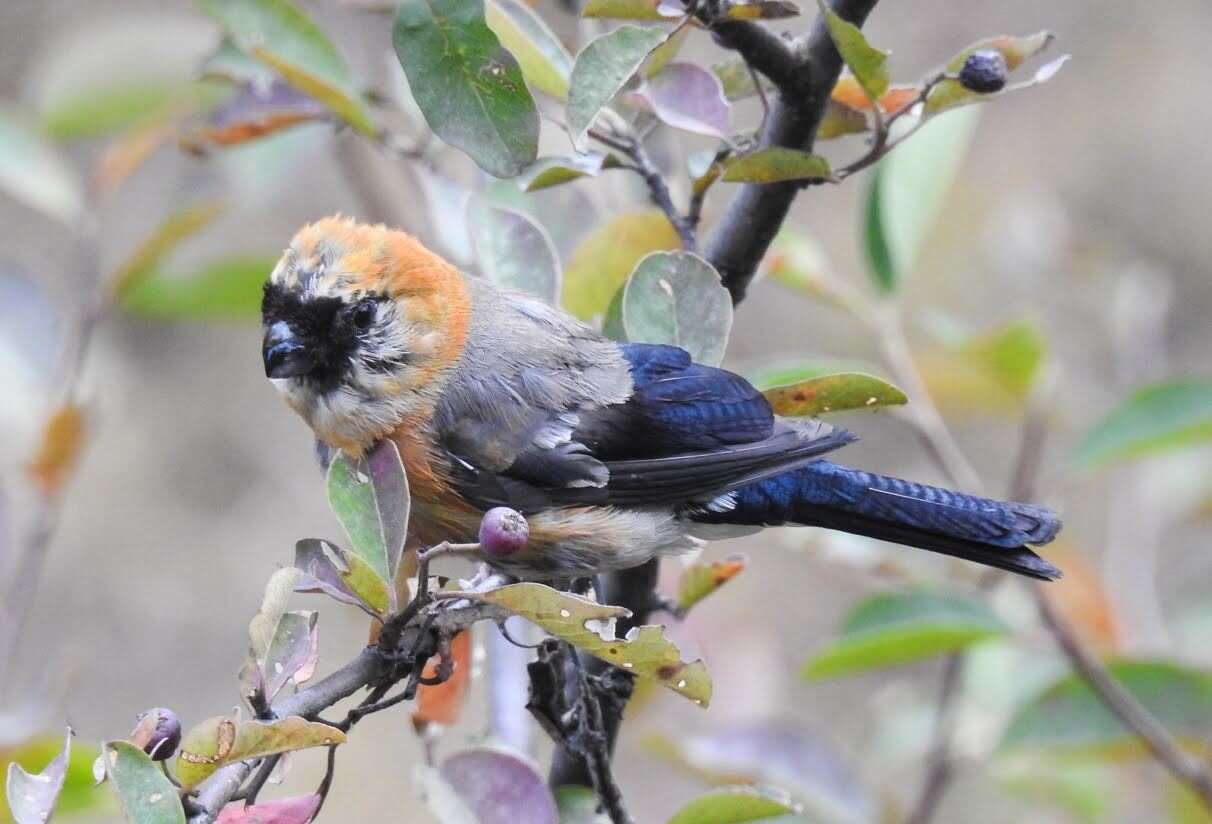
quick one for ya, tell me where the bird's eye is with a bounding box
[352,299,377,331]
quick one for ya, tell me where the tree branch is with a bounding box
[704,0,881,304]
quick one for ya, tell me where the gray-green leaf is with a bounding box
[468,199,561,304]
[394,0,539,177]
[567,25,667,149]
[803,589,1006,679]
[621,251,732,366]
[104,741,186,824]
[1074,378,1212,468]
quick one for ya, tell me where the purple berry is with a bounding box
[478,507,529,558]
[130,707,182,760]
[958,49,1008,94]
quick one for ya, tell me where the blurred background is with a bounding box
[1,0,1210,822]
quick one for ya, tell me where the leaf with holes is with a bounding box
[394,0,539,177]
[816,0,887,101]
[197,0,374,135]
[676,556,746,614]
[215,794,321,823]
[667,786,800,824]
[862,105,979,293]
[104,741,185,824]
[479,583,712,704]
[630,63,730,139]
[120,256,277,320]
[562,210,680,320]
[325,439,409,599]
[0,107,83,224]
[566,25,667,149]
[622,251,732,367]
[6,729,70,824]
[803,590,1006,679]
[486,0,574,100]
[764,372,907,417]
[468,200,561,304]
[258,609,319,702]
[1074,379,1212,468]
[176,716,345,790]
[293,538,388,616]
[722,148,831,183]
[1001,660,1212,758]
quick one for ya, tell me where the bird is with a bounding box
[261,216,1061,582]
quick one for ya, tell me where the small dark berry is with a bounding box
[478,507,529,558]
[130,707,182,761]
[959,49,1008,94]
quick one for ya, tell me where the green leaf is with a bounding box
[581,0,668,20]
[468,200,561,304]
[721,147,830,183]
[676,556,746,614]
[109,202,226,299]
[621,251,733,366]
[2,736,106,822]
[566,25,667,149]
[562,210,680,320]
[0,107,83,224]
[394,0,539,177]
[325,440,410,598]
[486,0,574,100]
[42,84,185,140]
[555,785,610,823]
[196,0,375,135]
[1074,379,1212,468]
[745,359,881,392]
[518,154,618,192]
[104,741,185,824]
[763,372,907,416]
[1001,660,1212,758]
[957,320,1046,400]
[6,730,70,824]
[816,0,887,101]
[119,256,276,320]
[862,105,980,293]
[175,716,345,789]
[803,590,1006,679]
[666,786,800,824]
[479,582,712,704]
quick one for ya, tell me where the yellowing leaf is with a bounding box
[925,31,1059,117]
[722,148,831,183]
[581,0,666,20]
[763,372,907,416]
[486,0,574,101]
[667,786,800,824]
[176,716,344,789]
[479,583,712,704]
[562,210,679,320]
[26,404,85,496]
[197,0,375,135]
[676,556,746,614]
[109,203,225,299]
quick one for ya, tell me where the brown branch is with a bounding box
[588,128,696,250]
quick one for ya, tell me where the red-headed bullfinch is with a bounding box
[261,217,1061,581]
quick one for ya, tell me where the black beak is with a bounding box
[263,321,316,379]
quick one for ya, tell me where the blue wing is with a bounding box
[444,343,856,512]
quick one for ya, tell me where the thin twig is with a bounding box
[587,128,696,250]
[903,652,963,824]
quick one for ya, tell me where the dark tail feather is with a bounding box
[691,460,1062,581]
